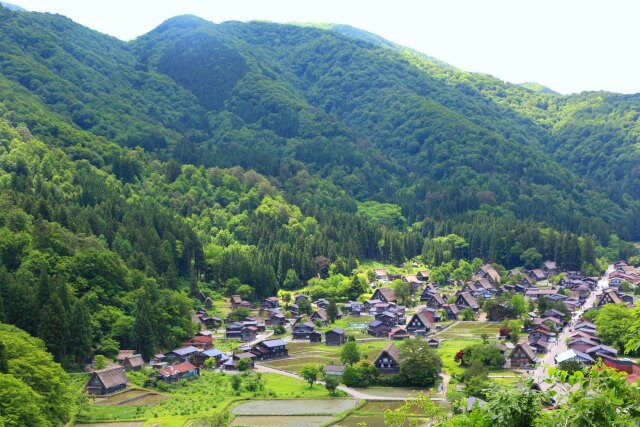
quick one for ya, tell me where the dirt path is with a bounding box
[255,363,445,402]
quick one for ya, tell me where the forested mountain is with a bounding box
[0,5,639,361]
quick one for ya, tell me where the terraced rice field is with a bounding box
[231,399,359,415]
[231,415,335,426]
[93,388,168,406]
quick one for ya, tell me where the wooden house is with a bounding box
[230,295,243,309]
[476,265,501,284]
[314,299,330,309]
[389,327,410,340]
[375,310,398,327]
[406,312,432,336]
[417,270,430,281]
[292,321,316,340]
[421,291,446,308]
[368,320,391,337]
[371,287,397,303]
[156,362,200,383]
[543,261,558,275]
[375,268,389,282]
[261,297,280,310]
[85,366,127,395]
[325,328,347,346]
[443,304,460,320]
[508,342,537,368]
[223,352,256,370]
[323,364,346,376]
[267,312,287,326]
[309,330,322,343]
[194,348,225,367]
[116,350,136,364]
[528,269,547,282]
[374,343,401,374]
[168,346,199,364]
[250,339,288,361]
[310,308,329,326]
[123,354,145,371]
[597,289,622,307]
[454,292,479,311]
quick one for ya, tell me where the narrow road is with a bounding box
[254,363,445,402]
[530,265,611,389]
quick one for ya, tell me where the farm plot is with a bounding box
[231,399,359,415]
[437,322,501,339]
[231,415,334,426]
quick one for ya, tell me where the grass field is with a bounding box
[437,321,502,339]
[79,370,345,426]
[265,340,391,374]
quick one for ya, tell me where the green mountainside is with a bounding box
[0,5,639,367]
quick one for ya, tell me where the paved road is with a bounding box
[530,265,612,388]
[255,363,445,402]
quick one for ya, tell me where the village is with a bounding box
[81,259,640,426]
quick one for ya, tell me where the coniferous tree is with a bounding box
[0,339,8,373]
[131,293,157,361]
[68,298,92,363]
[327,300,339,323]
[38,293,69,361]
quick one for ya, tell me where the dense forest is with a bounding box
[0,4,639,366]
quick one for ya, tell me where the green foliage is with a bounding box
[93,355,106,370]
[324,375,340,395]
[461,344,505,369]
[326,300,339,323]
[300,364,319,387]
[236,358,251,372]
[399,338,443,387]
[0,323,75,426]
[228,307,251,323]
[342,360,379,388]
[340,341,360,366]
[594,304,638,354]
[461,308,476,321]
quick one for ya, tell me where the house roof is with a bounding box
[510,342,537,362]
[92,366,127,389]
[192,335,213,344]
[410,312,433,329]
[311,308,328,321]
[403,275,420,283]
[327,328,346,335]
[376,342,401,365]
[323,364,346,373]
[457,292,479,308]
[261,339,287,348]
[375,287,397,302]
[389,327,409,336]
[170,346,199,356]
[601,289,622,304]
[369,320,384,328]
[158,362,198,377]
[116,349,136,361]
[530,269,546,279]
[202,348,224,358]
[124,354,144,367]
[585,344,618,356]
[418,270,429,277]
[445,304,460,314]
[555,349,594,364]
[544,261,557,270]
[230,295,242,303]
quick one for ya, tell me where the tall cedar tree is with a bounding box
[38,293,69,361]
[327,300,339,323]
[132,296,157,361]
[68,298,92,363]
